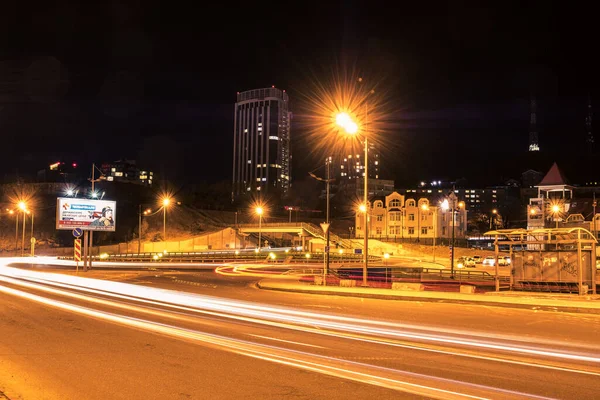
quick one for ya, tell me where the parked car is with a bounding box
[499,256,511,266]
[457,256,476,268]
[482,256,495,266]
[472,255,482,264]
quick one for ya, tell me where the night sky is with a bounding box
[1,1,597,187]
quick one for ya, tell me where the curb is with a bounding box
[256,282,600,315]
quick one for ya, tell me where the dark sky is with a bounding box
[1,1,597,187]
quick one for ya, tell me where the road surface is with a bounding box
[1,261,599,399]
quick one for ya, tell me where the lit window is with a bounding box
[269,136,278,140]
[247,160,252,164]
[258,123,262,126]
[111,168,116,172]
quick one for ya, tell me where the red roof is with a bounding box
[538,162,569,186]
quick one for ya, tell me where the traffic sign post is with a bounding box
[74,238,82,272]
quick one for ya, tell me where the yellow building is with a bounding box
[354,191,467,241]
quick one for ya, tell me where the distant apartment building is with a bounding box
[396,184,505,215]
[338,177,395,198]
[337,142,380,181]
[99,159,153,186]
[37,161,80,183]
[232,87,291,198]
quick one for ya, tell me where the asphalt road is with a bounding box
[1,264,599,399]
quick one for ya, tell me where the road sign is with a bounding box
[30,237,36,244]
[74,239,82,262]
[320,222,330,234]
[73,228,83,238]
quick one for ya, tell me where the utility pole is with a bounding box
[88,163,105,268]
[326,156,331,283]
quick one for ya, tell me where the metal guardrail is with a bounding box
[58,250,379,264]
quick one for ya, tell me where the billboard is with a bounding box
[56,198,117,232]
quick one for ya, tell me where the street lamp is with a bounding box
[442,193,462,279]
[551,204,560,228]
[138,207,152,254]
[490,209,497,229]
[162,197,171,241]
[255,206,264,251]
[18,201,27,257]
[337,112,369,287]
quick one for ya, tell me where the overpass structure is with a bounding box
[237,222,355,250]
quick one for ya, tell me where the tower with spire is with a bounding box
[529,94,540,152]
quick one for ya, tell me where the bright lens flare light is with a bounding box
[335,112,352,127]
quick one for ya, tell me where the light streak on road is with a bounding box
[1,260,598,398]
[2,263,599,367]
[0,281,554,400]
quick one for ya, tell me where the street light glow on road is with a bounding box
[1,259,599,399]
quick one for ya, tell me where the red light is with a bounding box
[72,163,77,167]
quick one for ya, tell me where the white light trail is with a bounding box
[0,282,554,400]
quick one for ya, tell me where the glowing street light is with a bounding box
[489,209,498,229]
[337,110,371,286]
[551,204,561,228]
[255,206,264,252]
[17,201,27,257]
[162,197,171,241]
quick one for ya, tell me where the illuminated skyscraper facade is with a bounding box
[232,87,291,198]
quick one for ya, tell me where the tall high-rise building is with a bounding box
[338,142,380,181]
[529,94,540,152]
[232,87,291,198]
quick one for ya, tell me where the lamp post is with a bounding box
[490,209,497,229]
[138,206,151,254]
[551,204,560,228]
[432,205,438,263]
[442,193,459,279]
[255,206,264,251]
[162,197,171,241]
[336,112,369,287]
[17,201,27,257]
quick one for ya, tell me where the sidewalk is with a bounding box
[257,278,600,315]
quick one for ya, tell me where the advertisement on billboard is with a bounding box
[56,198,117,232]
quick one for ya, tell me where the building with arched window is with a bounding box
[354,191,468,241]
